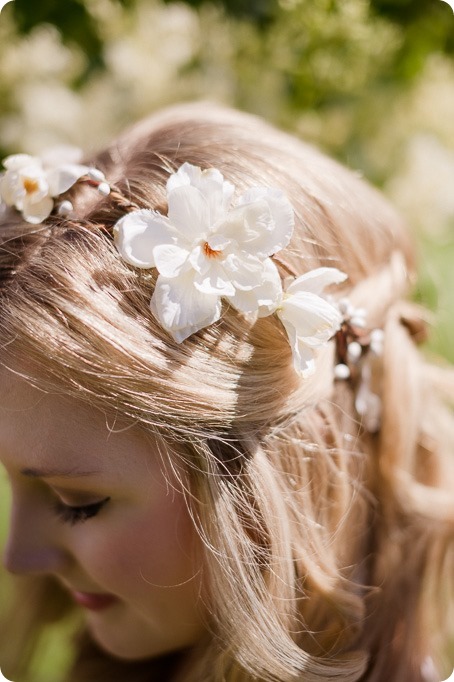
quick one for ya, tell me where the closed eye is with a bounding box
[53,497,111,526]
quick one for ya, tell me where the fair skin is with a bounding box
[0,364,206,661]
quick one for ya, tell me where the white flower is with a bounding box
[276,268,347,377]
[0,146,90,224]
[114,162,294,342]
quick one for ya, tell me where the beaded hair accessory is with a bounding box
[334,300,384,432]
[0,153,383,428]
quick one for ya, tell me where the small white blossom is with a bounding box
[0,146,90,224]
[276,268,347,377]
[114,162,294,342]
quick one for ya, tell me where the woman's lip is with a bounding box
[71,591,119,611]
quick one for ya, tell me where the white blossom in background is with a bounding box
[74,2,202,149]
[0,24,81,82]
[0,24,86,152]
[15,83,82,152]
[0,1,202,152]
[407,55,454,147]
[363,55,454,237]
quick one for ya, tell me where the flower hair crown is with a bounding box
[112,162,349,378]
[1,152,383,428]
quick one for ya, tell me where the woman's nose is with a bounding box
[3,542,69,576]
[2,497,70,576]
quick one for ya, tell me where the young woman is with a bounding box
[0,103,452,682]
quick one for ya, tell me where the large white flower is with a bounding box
[277,267,347,377]
[0,146,90,224]
[114,162,294,342]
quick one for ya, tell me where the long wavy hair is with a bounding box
[0,103,453,682]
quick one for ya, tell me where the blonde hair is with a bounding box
[0,103,453,682]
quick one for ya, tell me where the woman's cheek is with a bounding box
[74,500,198,593]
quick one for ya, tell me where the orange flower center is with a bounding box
[203,241,223,259]
[23,178,39,195]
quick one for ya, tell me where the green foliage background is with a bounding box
[0,1,453,679]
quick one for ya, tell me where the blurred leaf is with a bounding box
[370,0,454,70]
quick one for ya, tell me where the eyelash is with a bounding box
[53,497,111,526]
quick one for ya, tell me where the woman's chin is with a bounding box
[86,612,188,662]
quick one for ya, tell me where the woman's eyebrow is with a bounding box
[20,467,102,479]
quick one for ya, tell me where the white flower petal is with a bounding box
[167,185,211,241]
[0,163,49,210]
[153,243,190,278]
[3,154,39,171]
[206,234,231,251]
[218,200,268,246]
[279,292,342,343]
[188,244,209,275]
[277,272,344,376]
[40,145,83,168]
[222,252,264,290]
[193,262,236,296]
[167,162,234,219]
[47,163,89,196]
[22,195,54,224]
[18,167,49,202]
[224,289,258,314]
[150,272,221,342]
[0,172,17,206]
[204,184,231,224]
[286,267,347,296]
[227,258,282,314]
[218,195,293,259]
[167,162,205,191]
[113,209,176,269]
[280,318,317,377]
[236,187,295,256]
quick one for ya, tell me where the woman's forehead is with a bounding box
[0,364,158,479]
[0,364,81,421]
